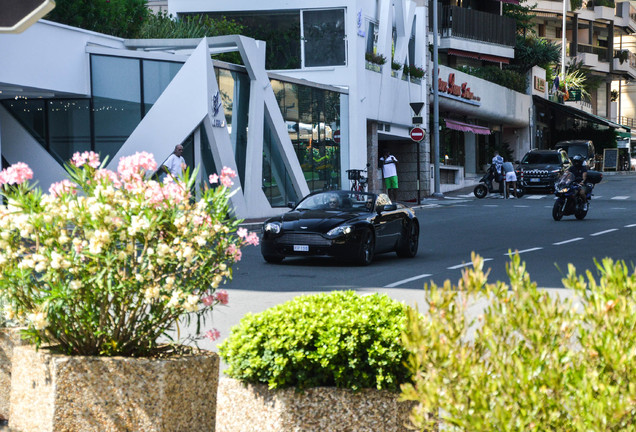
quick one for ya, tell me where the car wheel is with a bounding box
[397,221,419,258]
[263,254,284,264]
[552,201,563,221]
[356,229,375,266]
[474,184,488,199]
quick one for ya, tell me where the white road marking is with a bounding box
[385,274,432,288]
[553,237,584,245]
[590,229,619,236]
[484,205,499,207]
[514,205,530,208]
[525,195,547,199]
[505,247,543,256]
[626,224,636,228]
[447,258,493,270]
[457,194,474,198]
[611,208,627,210]
[611,196,629,200]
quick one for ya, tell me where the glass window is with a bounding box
[91,55,142,163]
[302,9,346,67]
[0,99,46,147]
[262,119,297,207]
[366,21,378,54]
[215,67,251,190]
[48,100,91,163]
[143,60,182,115]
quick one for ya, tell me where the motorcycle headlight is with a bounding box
[326,225,353,238]
[263,222,281,234]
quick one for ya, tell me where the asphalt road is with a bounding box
[190,173,636,361]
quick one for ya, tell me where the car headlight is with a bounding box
[263,222,281,234]
[326,225,353,238]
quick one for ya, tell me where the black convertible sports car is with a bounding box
[261,190,419,265]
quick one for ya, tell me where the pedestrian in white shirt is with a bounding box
[379,150,399,202]
[162,145,186,180]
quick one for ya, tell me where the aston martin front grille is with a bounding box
[278,233,331,246]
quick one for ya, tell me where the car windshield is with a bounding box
[562,145,587,158]
[521,153,560,164]
[296,191,377,212]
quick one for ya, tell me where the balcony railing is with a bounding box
[618,116,636,129]
[428,2,516,48]
[614,49,636,68]
[578,43,609,61]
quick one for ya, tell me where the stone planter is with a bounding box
[216,377,415,432]
[9,345,219,432]
[0,328,25,421]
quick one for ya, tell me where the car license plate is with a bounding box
[293,245,309,252]
[529,178,540,182]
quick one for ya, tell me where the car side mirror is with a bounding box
[377,203,397,213]
[287,202,295,209]
[515,160,520,164]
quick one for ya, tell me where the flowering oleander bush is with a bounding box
[0,151,257,356]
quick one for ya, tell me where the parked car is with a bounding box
[555,140,596,169]
[260,190,419,266]
[516,149,571,192]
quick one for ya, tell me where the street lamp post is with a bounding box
[561,1,567,83]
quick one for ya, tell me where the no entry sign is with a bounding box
[333,130,340,144]
[410,127,425,142]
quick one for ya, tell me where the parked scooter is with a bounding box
[474,164,524,199]
[552,171,593,221]
[474,164,501,199]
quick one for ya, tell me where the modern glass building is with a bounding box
[0,26,348,216]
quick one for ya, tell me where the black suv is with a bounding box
[517,149,570,192]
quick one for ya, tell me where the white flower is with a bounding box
[28,311,48,330]
[183,294,199,312]
[70,280,82,290]
[144,286,160,302]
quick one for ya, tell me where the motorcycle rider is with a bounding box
[568,154,588,211]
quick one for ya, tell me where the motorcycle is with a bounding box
[552,171,593,221]
[474,164,524,199]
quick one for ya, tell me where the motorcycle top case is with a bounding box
[587,170,603,184]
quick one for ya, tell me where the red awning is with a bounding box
[447,49,510,64]
[445,119,491,135]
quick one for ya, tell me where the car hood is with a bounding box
[274,210,365,233]
[519,163,562,171]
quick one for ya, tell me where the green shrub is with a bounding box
[402,252,636,431]
[219,290,410,391]
[457,65,527,93]
[365,52,387,65]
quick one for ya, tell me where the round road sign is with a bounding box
[333,130,340,144]
[410,127,425,142]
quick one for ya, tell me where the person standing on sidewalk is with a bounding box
[492,151,504,194]
[380,150,399,203]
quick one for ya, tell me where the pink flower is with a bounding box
[117,152,157,183]
[226,244,242,261]
[71,151,101,169]
[205,329,221,341]
[215,289,229,305]
[0,162,33,186]
[244,232,260,246]
[49,179,77,197]
[94,169,121,188]
[201,295,214,306]
[209,174,219,184]
[219,166,236,188]
[237,228,248,239]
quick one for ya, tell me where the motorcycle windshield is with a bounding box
[555,171,574,189]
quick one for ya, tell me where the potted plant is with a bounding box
[401,62,410,81]
[365,52,386,72]
[216,290,416,432]
[408,64,425,82]
[0,152,258,432]
[391,60,403,77]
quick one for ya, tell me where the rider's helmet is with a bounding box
[572,154,584,167]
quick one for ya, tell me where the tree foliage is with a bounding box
[45,0,150,39]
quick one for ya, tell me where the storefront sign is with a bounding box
[438,73,480,102]
[534,76,546,92]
